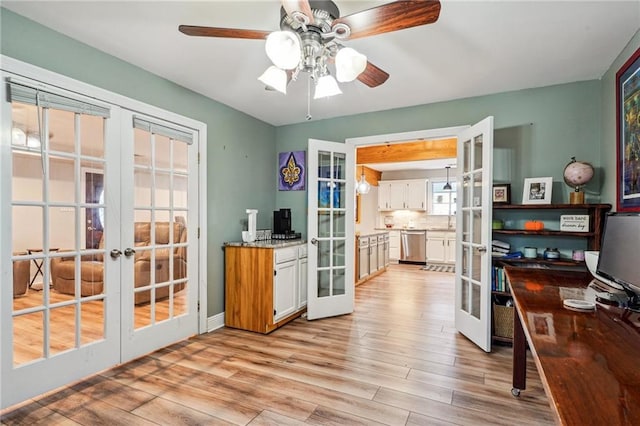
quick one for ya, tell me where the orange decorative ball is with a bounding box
[524,220,544,231]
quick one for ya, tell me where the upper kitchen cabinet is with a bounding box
[378,179,427,211]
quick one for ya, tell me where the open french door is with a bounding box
[306,139,355,320]
[454,116,494,352]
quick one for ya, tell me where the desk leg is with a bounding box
[512,307,527,397]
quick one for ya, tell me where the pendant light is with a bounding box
[443,166,452,191]
[356,165,371,195]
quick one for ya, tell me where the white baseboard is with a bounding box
[206,312,225,333]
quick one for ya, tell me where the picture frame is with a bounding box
[522,177,553,205]
[492,184,511,204]
[616,47,640,212]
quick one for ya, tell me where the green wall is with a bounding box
[276,81,603,235]
[600,28,640,210]
[0,8,277,316]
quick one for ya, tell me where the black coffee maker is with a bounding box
[273,208,292,235]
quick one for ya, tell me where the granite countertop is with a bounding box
[224,240,306,249]
[373,227,454,232]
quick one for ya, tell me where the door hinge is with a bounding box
[274,270,277,276]
[274,309,277,316]
[197,301,200,312]
[197,227,200,238]
[197,152,200,164]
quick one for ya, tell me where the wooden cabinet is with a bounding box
[225,242,307,334]
[426,231,456,264]
[378,179,427,211]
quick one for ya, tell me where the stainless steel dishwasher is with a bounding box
[400,230,426,264]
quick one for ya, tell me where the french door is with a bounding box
[454,117,494,352]
[1,74,199,408]
[306,139,355,320]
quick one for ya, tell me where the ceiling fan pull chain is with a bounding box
[306,74,312,121]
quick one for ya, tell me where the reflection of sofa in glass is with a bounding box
[13,252,30,298]
[51,221,187,304]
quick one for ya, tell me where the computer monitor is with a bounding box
[597,213,640,306]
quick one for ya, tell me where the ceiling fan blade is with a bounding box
[179,25,270,40]
[357,62,390,88]
[333,0,441,40]
[281,0,315,24]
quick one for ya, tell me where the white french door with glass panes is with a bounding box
[307,139,355,320]
[1,70,201,409]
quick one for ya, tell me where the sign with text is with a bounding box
[560,215,589,232]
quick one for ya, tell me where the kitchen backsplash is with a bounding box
[377,211,454,230]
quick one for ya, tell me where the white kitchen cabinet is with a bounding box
[298,245,308,309]
[273,247,298,322]
[426,231,456,264]
[378,179,427,211]
[389,230,401,261]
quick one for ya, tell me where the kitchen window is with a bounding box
[430,180,457,215]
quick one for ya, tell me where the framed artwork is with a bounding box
[616,47,640,212]
[278,151,305,191]
[492,184,511,204]
[522,177,553,205]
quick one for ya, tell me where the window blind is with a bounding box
[133,116,193,145]
[7,80,110,118]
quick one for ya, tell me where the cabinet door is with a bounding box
[405,180,427,210]
[426,233,446,263]
[389,182,406,209]
[378,182,391,210]
[298,256,308,309]
[389,231,401,260]
[274,260,297,322]
[445,233,457,263]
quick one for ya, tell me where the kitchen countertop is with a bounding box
[374,227,454,232]
[224,240,306,249]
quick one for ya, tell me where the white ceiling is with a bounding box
[3,1,639,128]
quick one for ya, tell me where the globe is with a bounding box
[563,158,594,190]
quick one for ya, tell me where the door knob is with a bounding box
[110,249,122,259]
[477,246,487,253]
[310,238,318,245]
[124,248,136,257]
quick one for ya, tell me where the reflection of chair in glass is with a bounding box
[133,222,187,305]
[13,252,30,298]
[51,248,104,297]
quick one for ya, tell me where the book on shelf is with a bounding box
[492,239,510,250]
[491,264,510,293]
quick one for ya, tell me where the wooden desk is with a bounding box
[506,267,640,425]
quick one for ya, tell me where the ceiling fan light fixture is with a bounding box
[258,66,288,94]
[335,47,367,82]
[265,31,301,70]
[314,74,342,99]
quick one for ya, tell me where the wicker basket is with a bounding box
[493,303,514,339]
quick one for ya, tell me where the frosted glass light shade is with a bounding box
[356,175,371,194]
[335,47,367,82]
[258,66,288,94]
[265,31,301,70]
[314,75,342,99]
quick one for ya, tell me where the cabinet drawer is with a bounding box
[298,245,307,258]
[275,247,298,264]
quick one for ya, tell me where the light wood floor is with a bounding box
[2,264,554,425]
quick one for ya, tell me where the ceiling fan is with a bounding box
[179,0,441,101]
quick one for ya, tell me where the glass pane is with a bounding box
[174,174,188,209]
[12,254,40,308]
[13,311,44,366]
[82,206,104,250]
[155,134,171,169]
[155,284,171,322]
[48,155,75,203]
[333,211,345,238]
[473,134,483,170]
[12,151,43,202]
[134,128,151,167]
[333,240,345,267]
[334,182,345,209]
[48,109,76,153]
[473,172,482,207]
[51,254,77,299]
[333,153,346,180]
[318,151,331,177]
[461,280,469,313]
[11,103,39,149]
[472,249,482,282]
[462,246,470,276]
[174,282,187,317]
[333,269,345,296]
[471,283,481,319]
[80,115,104,158]
[463,176,471,209]
[135,209,152,223]
[462,211,470,244]
[135,300,152,330]
[318,240,330,268]
[50,305,77,355]
[317,269,330,297]
[135,169,152,207]
[174,141,188,172]
[155,172,171,209]
[81,299,104,345]
[155,249,171,285]
[463,139,471,173]
[318,212,331,238]
[50,206,75,254]
[13,205,43,255]
[472,211,482,245]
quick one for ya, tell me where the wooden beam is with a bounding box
[356,138,456,164]
[355,165,382,187]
